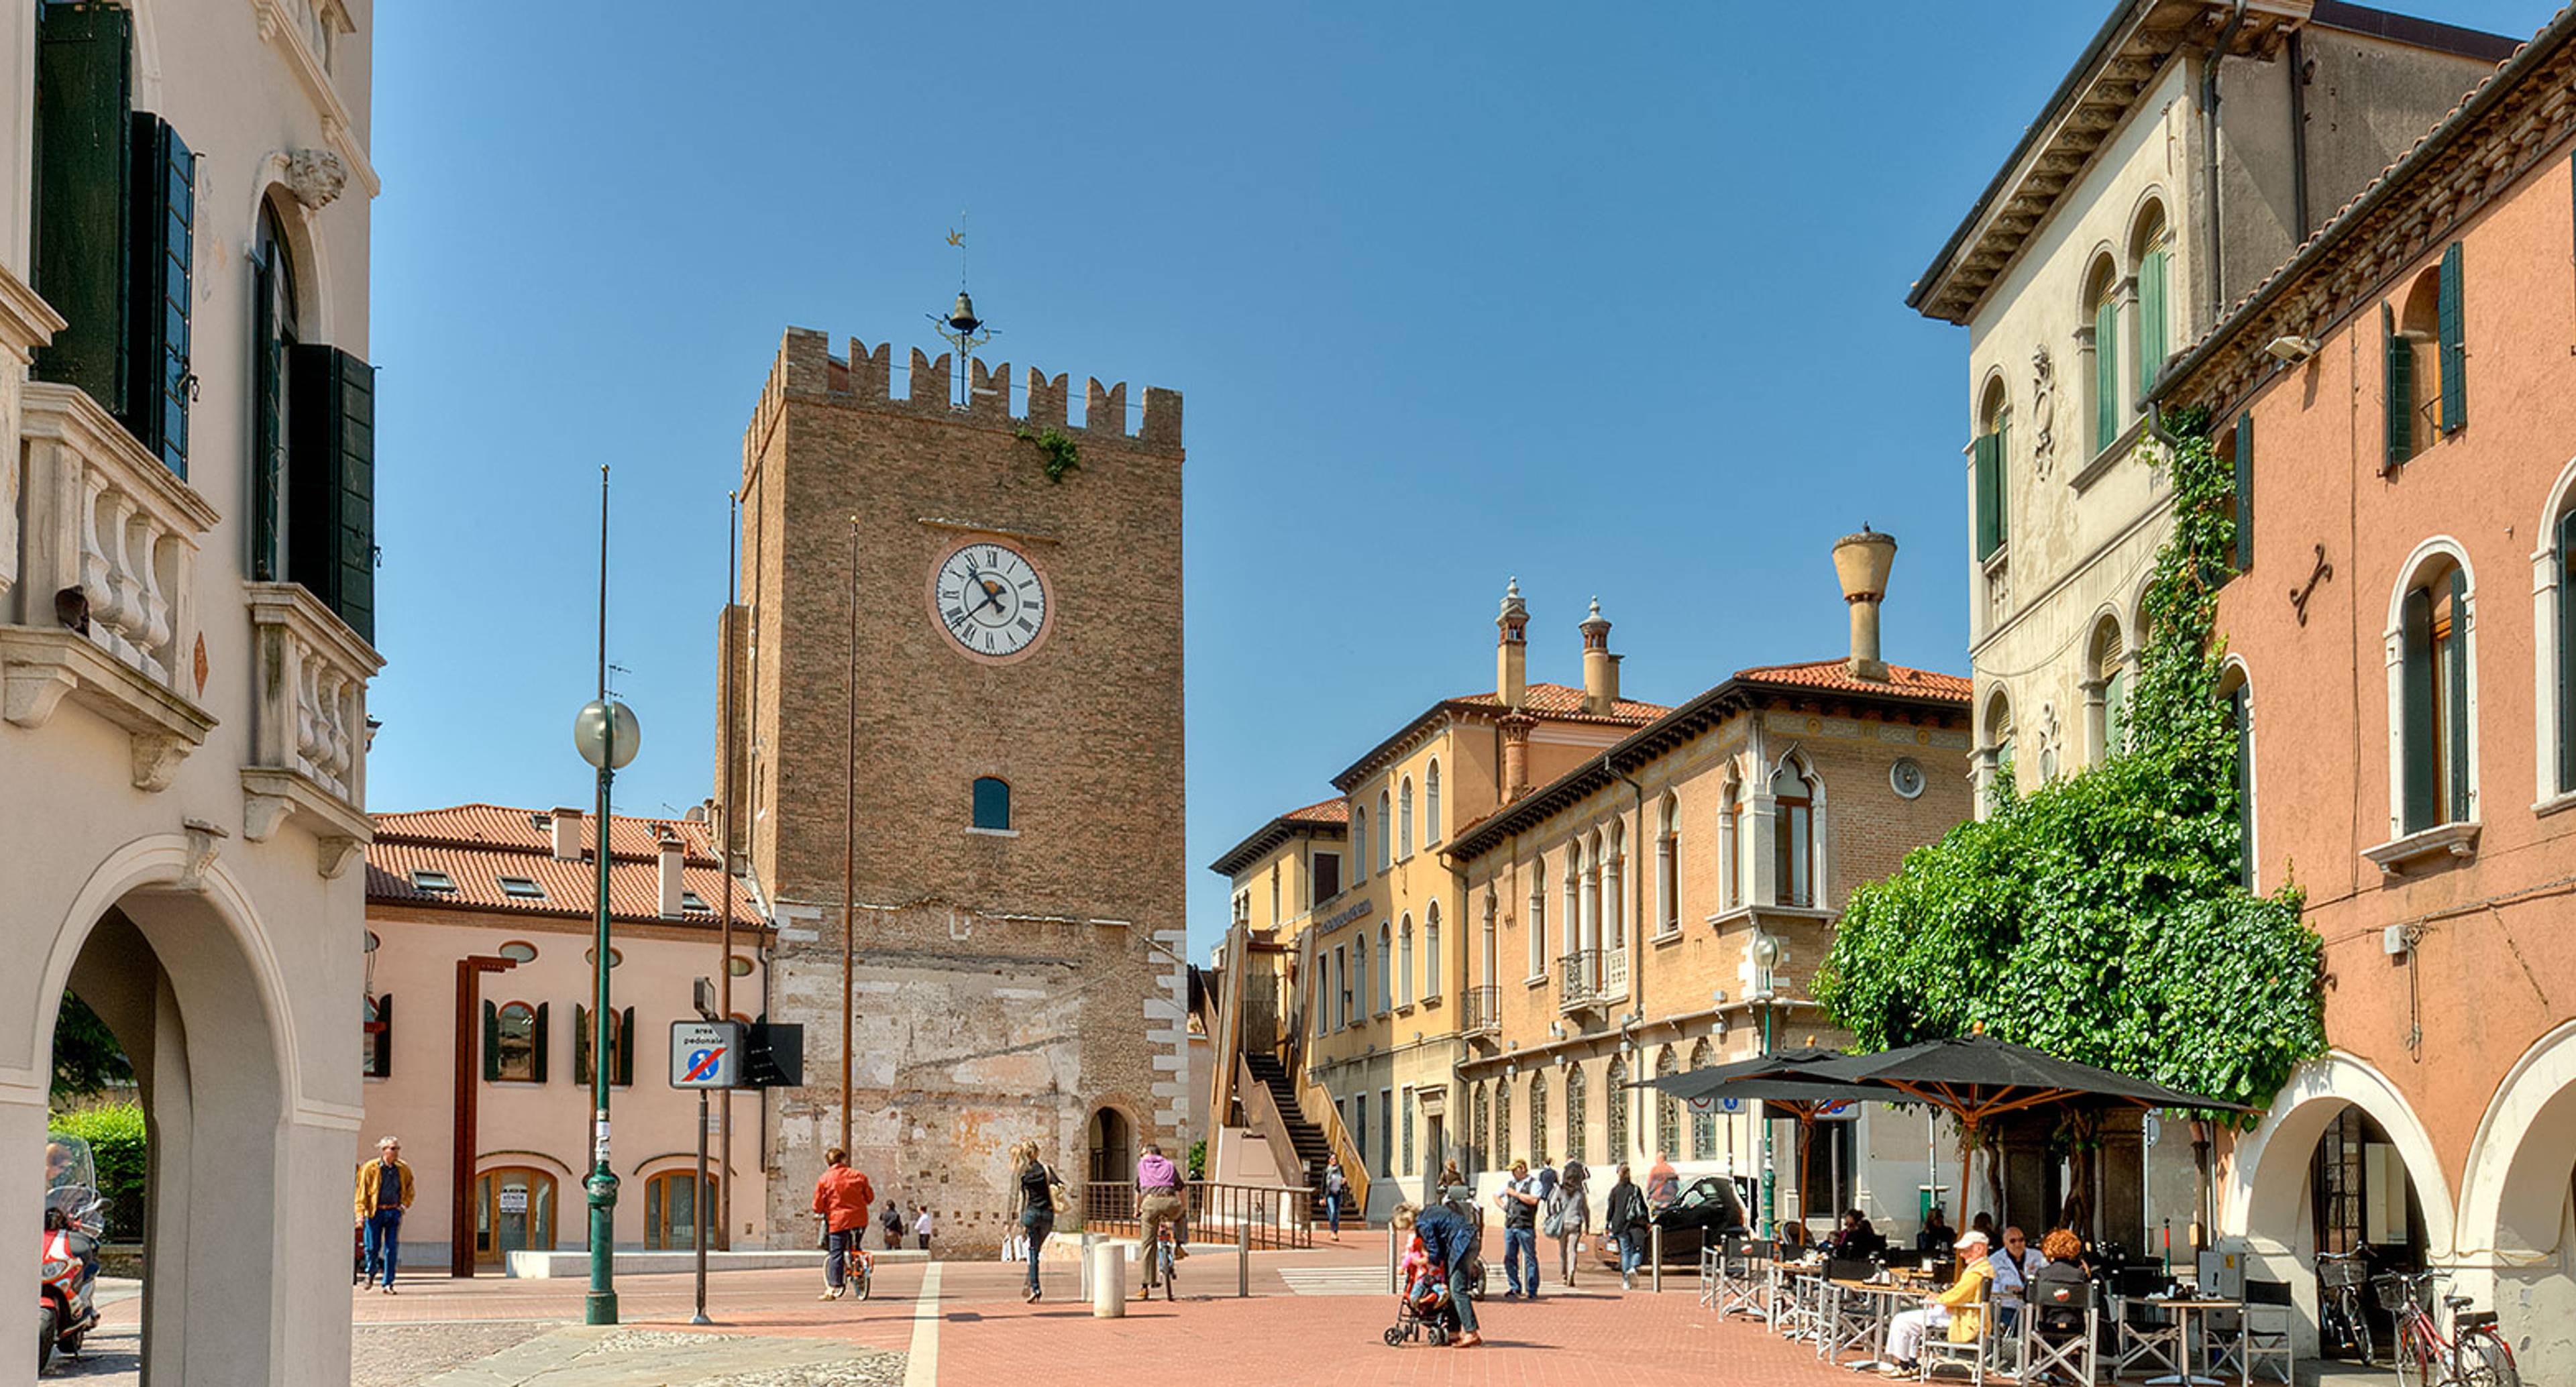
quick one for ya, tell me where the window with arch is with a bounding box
[1398,777,1415,859]
[474,1166,557,1267]
[1605,1054,1629,1162]
[1336,945,1352,1030]
[2131,202,2171,398]
[1688,1039,1717,1159]
[1425,761,1442,845]
[1352,807,1368,883]
[484,1001,547,1083]
[1527,860,1548,978]
[1376,924,1391,1014]
[1481,892,1498,991]
[574,1003,635,1087]
[2383,244,2467,468]
[971,777,1012,830]
[1564,1060,1589,1166]
[2548,491,2576,800]
[1771,759,1817,908]
[2220,662,2256,889]
[1563,844,1582,960]
[1269,864,1281,924]
[1655,794,1680,936]
[251,195,377,641]
[1654,1046,1680,1158]
[1495,1077,1513,1168]
[1377,791,1393,872]
[1424,899,1441,999]
[1603,822,1626,950]
[1982,689,2017,809]
[1397,915,1415,1006]
[1472,1083,1491,1172]
[1529,1071,1550,1167]
[2086,255,2122,455]
[1974,376,2010,561]
[1719,774,1744,909]
[2086,616,2128,765]
[2394,551,2475,833]
[645,1169,717,1250]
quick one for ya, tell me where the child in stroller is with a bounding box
[1385,1218,1464,1346]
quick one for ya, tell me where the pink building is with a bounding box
[361,804,771,1271]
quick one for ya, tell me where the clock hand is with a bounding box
[971,577,1008,618]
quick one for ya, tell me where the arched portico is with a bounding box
[2456,1020,2576,1376]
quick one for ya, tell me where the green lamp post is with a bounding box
[572,465,639,1327]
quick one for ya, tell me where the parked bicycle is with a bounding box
[2377,1270,2518,1387]
[2318,1247,2374,1365]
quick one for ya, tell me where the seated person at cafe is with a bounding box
[1915,1206,1955,1254]
[1987,1224,2047,1334]
[1829,1209,1888,1260]
[1880,1230,1994,1377]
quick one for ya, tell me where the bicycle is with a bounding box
[2378,1270,2519,1387]
[1152,1220,1178,1301]
[2318,1247,2374,1365]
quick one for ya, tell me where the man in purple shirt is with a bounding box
[1135,1141,1187,1297]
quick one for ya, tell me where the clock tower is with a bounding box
[724,326,1187,1250]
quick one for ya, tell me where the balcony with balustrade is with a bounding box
[1557,949,1600,1013]
[1462,983,1502,1038]
[242,581,381,877]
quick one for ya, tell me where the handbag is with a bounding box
[1044,1162,1070,1215]
[1541,1190,1567,1239]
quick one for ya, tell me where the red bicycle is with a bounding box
[2377,1270,2518,1386]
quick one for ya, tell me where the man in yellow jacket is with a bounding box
[354,1136,414,1294]
[1882,1228,1994,1375]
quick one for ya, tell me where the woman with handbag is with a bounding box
[1008,1141,1066,1302]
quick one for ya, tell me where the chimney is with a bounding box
[1580,598,1617,714]
[550,807,584,862]
[657,830,686,918]
[1501,717,1533,801]
[1495,577,1529,708]
[1833,526,1900,682]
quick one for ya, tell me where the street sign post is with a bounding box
[670,1021,745,1089]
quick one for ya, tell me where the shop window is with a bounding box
[645,1170,718,1251]
[474,1167,557,1267]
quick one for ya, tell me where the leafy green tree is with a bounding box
[51,991,132,1103]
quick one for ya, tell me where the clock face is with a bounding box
[932,541,1049,659]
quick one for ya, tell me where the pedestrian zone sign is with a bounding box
[669,1020,745,1089]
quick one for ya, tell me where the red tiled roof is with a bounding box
[1731,661,1972,702]
[367,803,751,927]
[1444,681,1670,725]
[1280,797,1350,825]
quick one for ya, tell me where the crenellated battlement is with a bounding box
[743,326,1182,465]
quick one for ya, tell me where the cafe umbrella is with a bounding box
[1640,1050,1881,1238]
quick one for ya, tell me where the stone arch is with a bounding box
[2224,1050,2453,1258]
[2530,457,2576,803]
[2455,1019,2576,1372]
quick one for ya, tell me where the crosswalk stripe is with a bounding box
[1279,1266,1395,1296]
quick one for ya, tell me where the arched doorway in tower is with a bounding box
[1087,1106,1134,1185]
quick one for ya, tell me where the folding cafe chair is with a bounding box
[2112,1268,2186,1380]
[1919,1271,1994,1384]
[2200,1278,2294,1385]
[2017,1279,2099,1387]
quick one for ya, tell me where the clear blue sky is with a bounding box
[366,1,2549,958]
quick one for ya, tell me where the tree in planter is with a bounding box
[1816,410,2323,1233]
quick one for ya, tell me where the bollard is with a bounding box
[1091,1238,1126,1317]
[1078,1231,1097,1300]
[1238,1220,1251,1298]
[1652,1224,1664,1294]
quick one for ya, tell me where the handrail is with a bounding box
[1078,1180,1313,1250]
[1208,925,1248,1142]
[1234,1053,1309,1189]
[1299,1067,1373,1221]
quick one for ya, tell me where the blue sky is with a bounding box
[366,1,2551,958]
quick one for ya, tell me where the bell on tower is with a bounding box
[1496,576,1529,708]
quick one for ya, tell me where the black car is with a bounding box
[1595,1175,1752,1268]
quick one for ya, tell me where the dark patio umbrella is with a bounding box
[1636,1051,1879,1236]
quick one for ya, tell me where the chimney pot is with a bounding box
[1832,527,1899,682]
[550,807,584,862]
[1496,577,1529,708]
[657,836,686,918]
[1580,599,1616,714]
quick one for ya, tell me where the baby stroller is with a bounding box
[1384,1272,1462,1347]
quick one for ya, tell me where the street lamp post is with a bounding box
[574,465,640,1327]
[1752,932,1778,1239]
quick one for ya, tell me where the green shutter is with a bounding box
[482,1000,501,1083]
[371,993,392,1079]
[252,252,282,579]
[2095,296,2120,453]
[2230,685,2253,888]
[2561,510,2576,796]
[2447,568,2472,822]
[1972,432,2002,561]
[2402,588,2438,832]
[574,1003,592,1085]
[125,115,193,477]
[288,346,378,642]
[2438,242,2467,433]
[2233,412,2255,573]
[2138,249,2168,398]
[32,1,133,410]
[2384,303,2412,470]
[531,1003,550,1085]
[615,1007,635,1087]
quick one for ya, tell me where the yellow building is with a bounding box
[1205,583,1665,1217]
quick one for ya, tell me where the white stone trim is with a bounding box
[2222,1050,2455,1258]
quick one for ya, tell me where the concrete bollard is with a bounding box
[1238,1221,1250,1298]
[1652,1224,1664,1294]
[1078,1231,1096,1300]
[1090,1239,1126,1317]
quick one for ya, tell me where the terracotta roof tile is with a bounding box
[1444,681,1670,725]
[1280,797,1350,825]
[367,803,749,927]
[1730,660,1972,701]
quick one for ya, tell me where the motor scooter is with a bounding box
[38,1135,102,1372]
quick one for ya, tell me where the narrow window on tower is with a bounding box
[971,777,1012,832]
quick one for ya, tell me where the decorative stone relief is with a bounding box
[2037,704,2063,783]
[284,149,347,209]
[2031,345,2057,480]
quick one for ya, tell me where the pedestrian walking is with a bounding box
[1008,1141,1063,1302]
[1645,1150,1680,1209]
[1605,1162,1651,1290]
[1323,1155,1348,1241]
[1553,1157,1591,1287]
[1134,1140,1187,1298]
[1495,1158,1542,1300]
[810,1148,875,1300]
[352,1135,413,1294]
[914,1204,934,1252]
[880,1196,905,1250]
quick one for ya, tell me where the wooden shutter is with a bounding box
[2095,297,2119,452]
[252,249,282,579]
[126,115,193,477]
[531,1003,551,1084]
[2438,242,2467,433]
[2561,510,2576,795]
[32,1,133,410]
[2447,568,2472,822]
[2383,303,2412,470]
[2138,249,2167,398]
[615,1007,635,1087]
[2401,588,2438,832]
[482,1000,501,1082]
[1972,433,2003,561]
[2233,412,2255,573]
[573,1003,592,1085]
[288,346,379,642]
[2230,685,2253,888]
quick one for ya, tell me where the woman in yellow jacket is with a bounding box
[1882,1228,1994,1376]
[353,1136,414,1294]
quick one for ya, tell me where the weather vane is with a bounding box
[928,211,994,410]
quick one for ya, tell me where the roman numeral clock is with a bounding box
[930,541,1050,661]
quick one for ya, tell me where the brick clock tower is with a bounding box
[726,326,1187,1250]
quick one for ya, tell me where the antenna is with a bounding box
[928,213,996,410]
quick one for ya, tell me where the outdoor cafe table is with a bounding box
[2139,1297,2241,1387]
[1825,1280,1923,1373]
